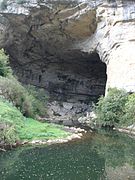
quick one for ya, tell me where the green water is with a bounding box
[1,131,135,180]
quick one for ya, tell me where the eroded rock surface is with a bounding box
[0,0,107,103]
[0,0,134,125]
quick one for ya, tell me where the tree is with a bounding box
[95,88,128,127]
[0,49,12,77]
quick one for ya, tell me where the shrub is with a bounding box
[26,85,48,117]
[0,76,33,117]
[0,49,12,77]
[26,85,49,103]
[124,93,135,126]
[0,76,47,118]
[0,123,18,144]
[95,88,128,127]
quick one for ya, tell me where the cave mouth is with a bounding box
[48,52,107,104]
[13,51,107,104]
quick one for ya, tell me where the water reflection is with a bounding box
[0,131,135,180]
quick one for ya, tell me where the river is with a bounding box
[0,131,135,180]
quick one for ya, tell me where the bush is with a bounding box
[26,85,48,117]
[124,93,135,126]
[26,85,49,103]
[0,76,33,117]
[95,88,129,127]
[0,49,12,77]
[0,76,47,118]
[0,123,18,144]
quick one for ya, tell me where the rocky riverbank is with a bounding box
[0,126,87,151]
[115,125,135,137]
[28,126,87,145]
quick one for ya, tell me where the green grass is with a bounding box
[0,98,24,129]
[19,118,70,140]
[0,98,70,143]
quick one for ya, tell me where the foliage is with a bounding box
[26,85,48,117]
[26,85,49,103]
[0,123,18,144]
[0,76,47,118]
[95,88,129,127]
[0,49,12,77]
[0,76,34,117]
[124,93,135,125]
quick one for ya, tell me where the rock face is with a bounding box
[0,0,107,103]
[0,0,134,124]
[95,0,135,92]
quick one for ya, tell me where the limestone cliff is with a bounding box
[0,0,134,124]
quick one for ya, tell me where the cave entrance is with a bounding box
[10,50,107,124]
[45,51,107,104]
[13,51,107,104]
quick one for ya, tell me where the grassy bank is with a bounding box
[19,118,70,141]
[0,98,70,146]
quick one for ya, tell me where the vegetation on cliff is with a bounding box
[0,50,47,118]
[95,88,135,128]
[0,49,69,147]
